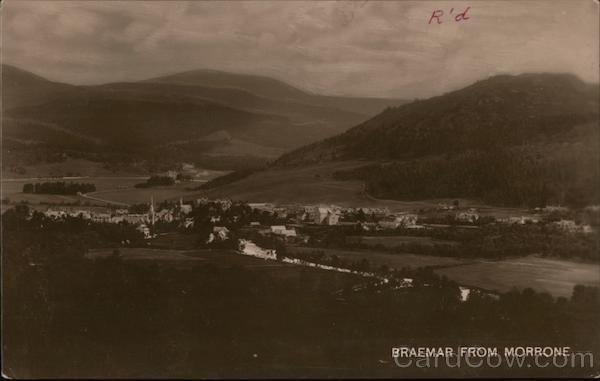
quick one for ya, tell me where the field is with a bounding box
[286,246,469,269]
[87,182,201,205]
[435,255,600,297]
[346,235,458,248]
[1,168,226,206]
[287,246,600,297]
[87,247,363,292]
[2,158,142,179]
[195,161,537,217]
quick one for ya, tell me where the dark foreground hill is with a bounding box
[215,74,600,207]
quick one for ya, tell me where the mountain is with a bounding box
[1,64,81,110]
[2,64,405,172]
[145,69,403,116]
[207,73,600,207]
[144,69,310,103]
[276,73,599,165]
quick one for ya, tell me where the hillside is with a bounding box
[276,73,599,165]
[1,64,81,110]
[210,74,600,207]
[2,65,404,173]
[145,68,403,116]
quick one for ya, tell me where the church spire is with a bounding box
[150,196,155,225]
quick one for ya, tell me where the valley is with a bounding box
[3,1,599,378]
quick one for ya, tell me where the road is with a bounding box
[80,191,131,207]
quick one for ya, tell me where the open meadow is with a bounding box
[87,247,363,292]
[196,161,538,218]
[286,246,470,269]
[1,168,227,206]
[346,235,459,248]
[435,255,600,297]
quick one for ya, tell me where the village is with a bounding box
[33,195,597,303]
[40,196,597,259]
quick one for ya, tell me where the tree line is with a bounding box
[334,148,599,208]
[22,181,96,195]
[134,175,175,188]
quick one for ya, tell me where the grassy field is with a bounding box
[195,161,536,216]
[1,168,226,206]
[87,247,363,292]
[435,255,600,297]
[89,182,197,205]
[2,177,144,205]
[1,158,142,179]
[346,235,458,248]
[287,246,469,269]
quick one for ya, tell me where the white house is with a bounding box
[213,226,230,240]
[314,206,340,225]
[553,220,593,234]
[379,213,419,229]
[238,239,277,260]
[455,209,479,223]
[44,209,66,219]
[270,225,297,237]
[178,198,193,215]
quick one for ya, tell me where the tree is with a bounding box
[275,242,287,261]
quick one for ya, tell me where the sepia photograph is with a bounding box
[1,0,599,378]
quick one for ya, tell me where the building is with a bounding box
[156,209,174,223]
[214,199,232,210]
[274,208,288,219]
[500,216,540,225]
[553,220,593,234]
[584,205,600,212]
[379,213,418,229]
[92,212,112,223]
[359,207,390,219]
[314,206,340,225]
[238,239,277,260]
[67,209,92,219]
[44,209,66,219]
[359,222,380,232]
[195,197,209,206]
[123,214,148,224]
[179,198,193,215]
[136,224,152,239]
[206,226,230,244]
[164,170,178,179]
[270,225,297,237]
[543,205,569,213]
[213,226,230,240]
[110,215,125,223]
[455,209,479,223]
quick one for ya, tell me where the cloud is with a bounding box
[2,0,598,98]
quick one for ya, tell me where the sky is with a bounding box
[1,0,598,98]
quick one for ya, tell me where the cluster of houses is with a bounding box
[42,195,597,243]
[43,197,197,239]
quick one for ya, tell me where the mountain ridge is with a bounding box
[205,72,599,207]
[1,64,405,172]
[274,72,599,166]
